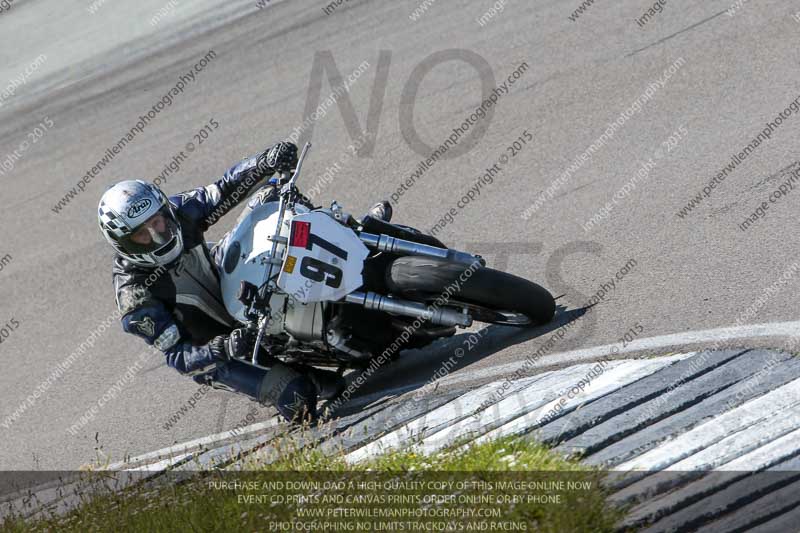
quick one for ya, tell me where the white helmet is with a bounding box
[97,180,183,267]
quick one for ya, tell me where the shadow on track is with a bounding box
[327,303,589,419]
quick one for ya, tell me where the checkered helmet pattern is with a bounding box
[98,203,132,239]
[97,180,183,267]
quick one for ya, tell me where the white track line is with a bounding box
[105,417,283,470]
[442,320,800,387]
[110,321,800,470]
[473,355,691,446]
[344,375,545,463]
[621,426,800,527]
[612,376,800,475]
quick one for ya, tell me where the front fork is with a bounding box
[358,232,483,267]
[328,200,484,267]
[340,231,486,328]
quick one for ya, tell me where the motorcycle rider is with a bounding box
[97,141,392,423]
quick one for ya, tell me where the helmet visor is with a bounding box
[118,207,180,255]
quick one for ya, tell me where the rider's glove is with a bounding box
[208,328,257,362]
[257,141,298,176]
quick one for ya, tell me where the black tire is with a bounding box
[386,256,555,326]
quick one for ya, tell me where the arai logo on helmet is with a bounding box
[127,198,153,218]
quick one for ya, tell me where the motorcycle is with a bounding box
[217,143,555,371]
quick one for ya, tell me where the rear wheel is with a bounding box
[386,256,555,326]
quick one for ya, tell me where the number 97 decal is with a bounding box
[278,213,369,304]
[299,256,342,288]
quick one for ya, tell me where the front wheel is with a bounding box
[386,256,555,326]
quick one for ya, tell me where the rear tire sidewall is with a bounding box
[386,256,555,325]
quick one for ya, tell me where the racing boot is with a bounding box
[303,366,347,401]
[366,200,393,223]
[210,360,319,423]
[261,362,319,423]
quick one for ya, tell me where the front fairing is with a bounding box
[218,202,310,324]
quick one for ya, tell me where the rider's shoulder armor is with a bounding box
[113,192,234,343]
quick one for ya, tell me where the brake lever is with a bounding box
[251,313,269,365]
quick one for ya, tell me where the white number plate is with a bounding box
[277,212,369,304]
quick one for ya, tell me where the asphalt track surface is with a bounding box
[1,0,799,471]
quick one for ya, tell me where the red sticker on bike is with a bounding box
[290,221,310,248]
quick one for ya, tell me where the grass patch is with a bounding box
[2,435,623,532]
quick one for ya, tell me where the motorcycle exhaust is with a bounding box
[344,291,472,327]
